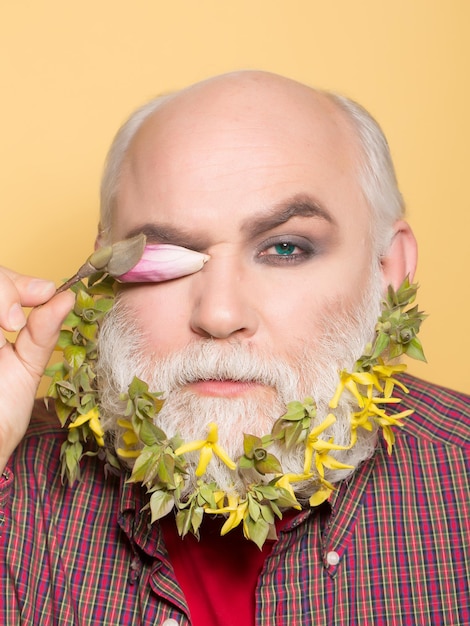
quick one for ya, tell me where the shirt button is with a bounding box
[326,550,340,566]
[161,620,179,626]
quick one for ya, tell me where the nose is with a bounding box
[189,254,258,340]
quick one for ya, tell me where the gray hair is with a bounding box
[99,94,172,242]
[327,93,405,253]
[99,87,404,254]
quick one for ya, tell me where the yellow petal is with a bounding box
[116,447,141,459]
[320,453,354,471]
[117,418,134,430]
[382,426,396,455]
[206,422,219,443]
[303,445,314,474]
[221,501,248,535]
[89,416,104,439]
[213,444,237,470]
[174,439,206,456]
[122,430,139,446]
[329,379,346,409]
[68,407,99,429]
[308,413,337,439]
[195,445,213,476]
[309,486,333,507]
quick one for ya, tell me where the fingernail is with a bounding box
[27,279,56,298]
[8,303,26,331]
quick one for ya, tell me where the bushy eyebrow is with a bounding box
[241,194,335,239]
[125,194,335,250]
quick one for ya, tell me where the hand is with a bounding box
[0,267,74,473]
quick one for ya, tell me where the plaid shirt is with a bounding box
[1,374,469,625]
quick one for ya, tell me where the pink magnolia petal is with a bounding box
[116,244,209,283]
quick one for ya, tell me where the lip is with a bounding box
[186,379,263,398]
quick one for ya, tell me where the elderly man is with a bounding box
[1,72,469,625]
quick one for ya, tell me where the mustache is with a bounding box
[139,341,301,395]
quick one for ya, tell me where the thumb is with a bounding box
[14,291,75,380]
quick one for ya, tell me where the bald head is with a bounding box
[100,70,404,253]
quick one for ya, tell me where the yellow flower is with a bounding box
[115,418,141,458]
[350,383,413,454]
[329,370,381,409]
[175,422,237,476]
[214,495,248,535]
[68,407,105,447]
[372,362,409,398]
[303,413,353,476]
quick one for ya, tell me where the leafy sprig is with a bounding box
[46,275,425,547]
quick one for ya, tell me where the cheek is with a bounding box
[258,264,370,339]
[118,284,192,354]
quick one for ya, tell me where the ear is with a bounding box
[380,220,418,290]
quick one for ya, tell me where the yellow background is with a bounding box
[1,1,469,394]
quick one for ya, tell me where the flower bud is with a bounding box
[399,328,413,343]
[87,245,113,270]
[253,448,268,462]
[116,244,210,283]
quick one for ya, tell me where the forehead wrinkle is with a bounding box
[241,193,336,239]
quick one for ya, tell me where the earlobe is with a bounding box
[380,220,418,290]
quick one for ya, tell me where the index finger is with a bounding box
[0,266,56,331]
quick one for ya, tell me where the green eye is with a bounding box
[274,242,296,255]
[257,236,315,266]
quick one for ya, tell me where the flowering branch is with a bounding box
[45,274,426,547]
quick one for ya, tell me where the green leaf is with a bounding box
[243,433,261,456]
[260,503,275,524]
[370,331,390,360]
[176,508,192,537]
[244,516,270,550]
[128,376,149,398]
[284,420,304,449]
[64,345,87,369]
[248,497,260,522]
[128,445,158,483]
[198,483,217,508]
[77,321,98,342]
[238,456,255,470]
[254,452,283,475]
[94,297,114,313]
[139,419,164,446]
[75,289,95,314]
[55,399,74,426]
[404,336,427,362]
[62,310,81,328]
[254,485,279,501]
[44,362,66,378]
[191,506,204,536]
[63,440,83,485]
[149,490,174,523]
[281,401,307,421]
[158,454,176,488]
[274,487,301,509]
[57,330,75,349]
[389,341,404,360]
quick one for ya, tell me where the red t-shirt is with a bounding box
[161,514,291,625]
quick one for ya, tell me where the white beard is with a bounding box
[97,269,383,501]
